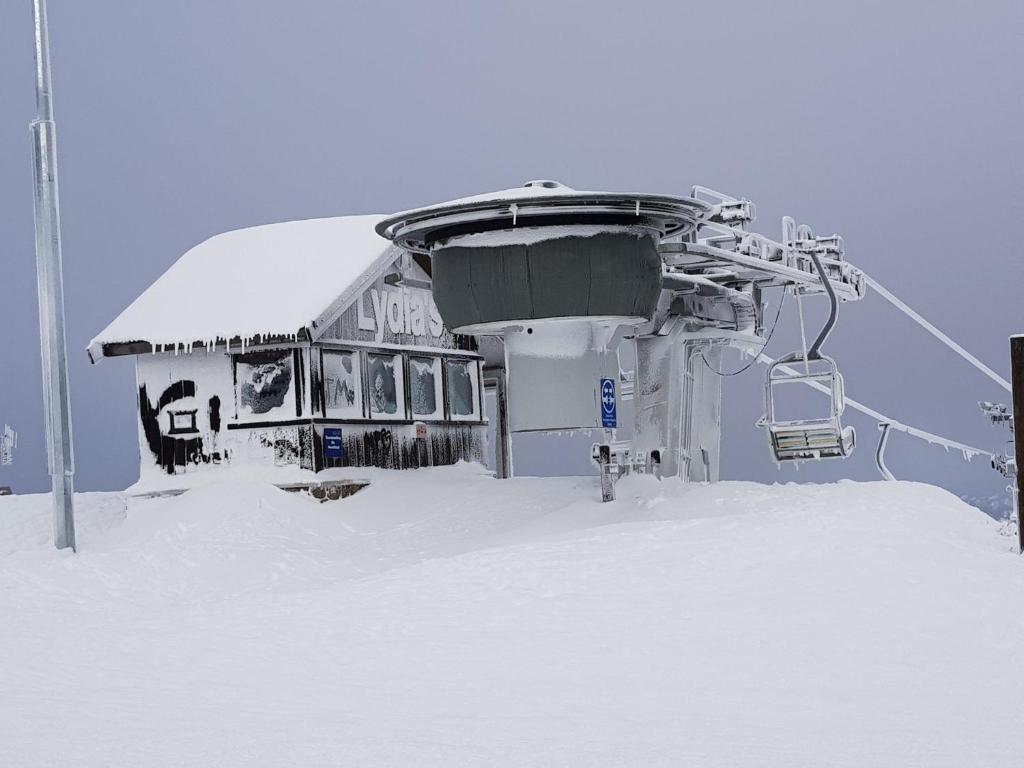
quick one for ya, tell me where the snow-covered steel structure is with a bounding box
[379,181,868,494]
[90,216,487,488]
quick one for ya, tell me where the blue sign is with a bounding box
[600,378,617,428]
[324,428,344,459]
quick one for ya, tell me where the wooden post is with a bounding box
[1010,336,1024,553]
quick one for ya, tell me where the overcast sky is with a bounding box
[1,0,1022,506]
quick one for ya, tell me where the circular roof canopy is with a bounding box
[376,180,709,254]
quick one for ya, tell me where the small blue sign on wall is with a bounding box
[600,378,617,428]
[324,428,344,459]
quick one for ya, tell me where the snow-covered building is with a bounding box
[89,215,487,488]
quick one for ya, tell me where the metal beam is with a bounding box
[31,0,76,551]
[660,242,864,302]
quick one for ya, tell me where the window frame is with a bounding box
[408,354,445,421]
[444,357,482,422]
[366,350,408,421]
[321,347,366,421]
[232,348,299,424]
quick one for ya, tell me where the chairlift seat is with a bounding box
[768,420,856,461]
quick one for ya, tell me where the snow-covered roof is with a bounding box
[89,215,395,360]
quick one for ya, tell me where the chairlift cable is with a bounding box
[701,288,788,377]
[863,273,1011,394]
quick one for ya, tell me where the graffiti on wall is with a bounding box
[235,350,293,416]
[139,380,224,475]
[316,423,484,471]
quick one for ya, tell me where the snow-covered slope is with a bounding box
[2,467,1023,767]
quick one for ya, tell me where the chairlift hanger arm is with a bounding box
[805,250,838,359]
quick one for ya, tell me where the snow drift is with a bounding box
[2,466,1022,766]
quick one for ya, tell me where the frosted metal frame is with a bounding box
[378,189,709,254]
[762,356,855,462]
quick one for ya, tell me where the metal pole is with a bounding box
[494,369,512,479]
[31,0,76,551]
[875,422,896,481]
[1009,336,1024,554]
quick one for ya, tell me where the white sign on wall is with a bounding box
[1,425,17,466]
[357,286,445,343]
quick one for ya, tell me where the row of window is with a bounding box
[230,347,482,424]
[322,348,481,422]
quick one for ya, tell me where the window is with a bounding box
[367,352,405,420]
[168,410,197,434]
[323,350,363,419]
[410,356,443,419]
[235,350,295,418]
[446,359,480,420]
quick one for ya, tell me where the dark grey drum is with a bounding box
[431,230,663,332]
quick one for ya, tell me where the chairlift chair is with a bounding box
[759,225,856,463]
[762,356,855,461]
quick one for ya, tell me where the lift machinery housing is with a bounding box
[378,181,867,499]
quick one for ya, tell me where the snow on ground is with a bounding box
[3,465,1024,767]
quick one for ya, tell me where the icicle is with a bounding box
[510,203,518,226]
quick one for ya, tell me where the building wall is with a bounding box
[312,422,482,472]
[312,270,486,471]
[136,349,235,479]
[135,347,314,482]
[131,263,485,485]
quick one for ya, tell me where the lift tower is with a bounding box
[30,0,76,550]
